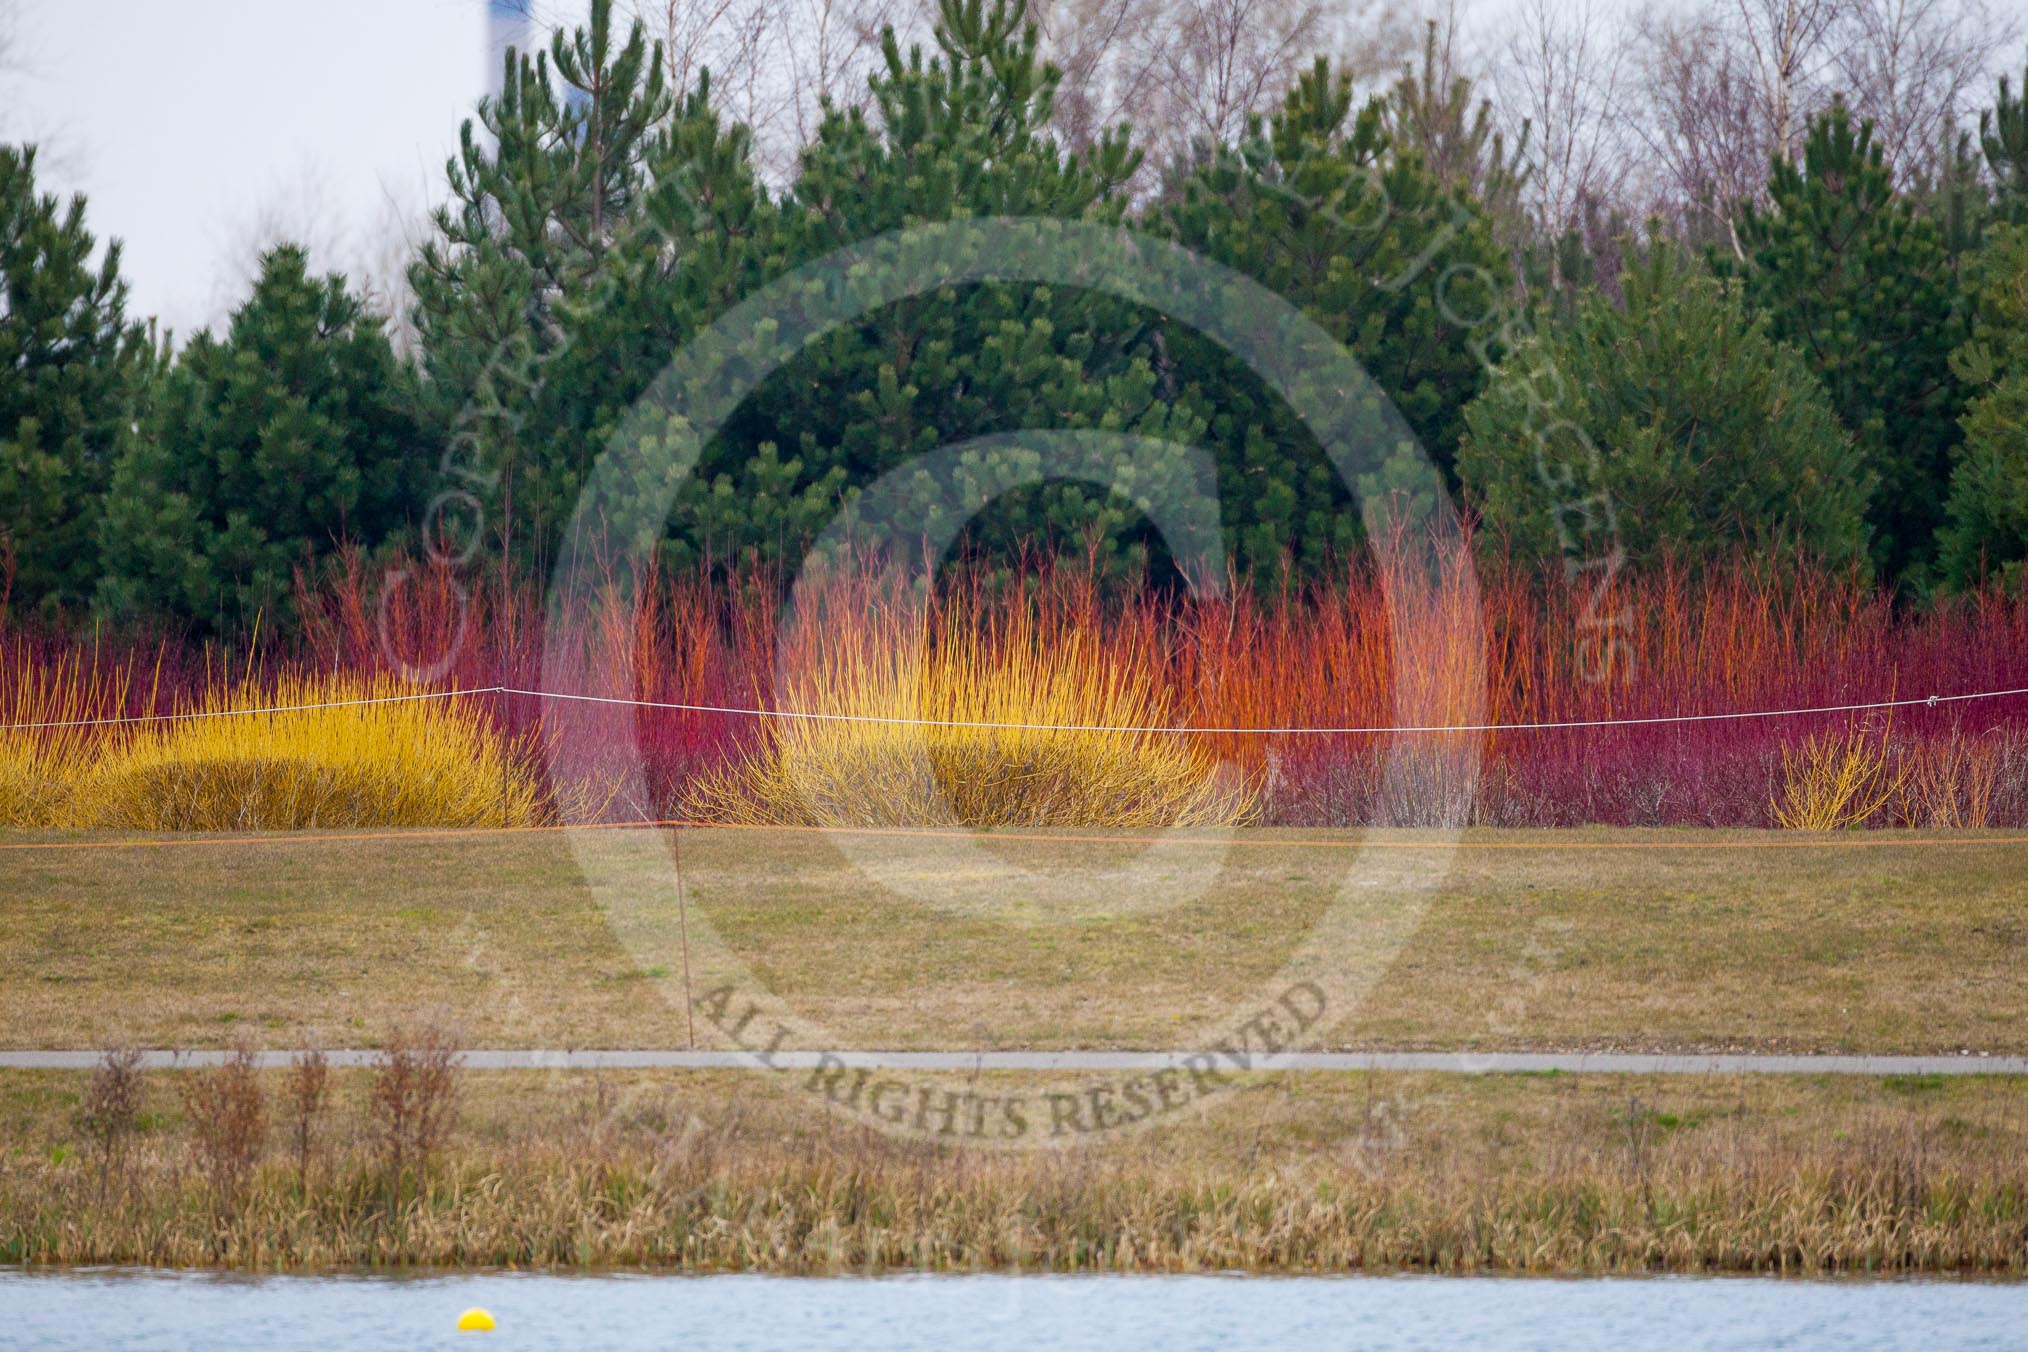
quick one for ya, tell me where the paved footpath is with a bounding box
[4,1049,2027,1074]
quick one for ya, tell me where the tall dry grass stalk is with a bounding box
[286,1040,331,1193]
[76,1046,143,1207]
[370,1021,463,1200]
[10,1080,2028,1275]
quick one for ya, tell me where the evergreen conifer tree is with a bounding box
[1160,57,1508,574]
[657,0,1200,578]
[1937,223,2028,586]
[1459,239,1871,573]
[0,145,151,618]
[409,0,673,562]
[1982,56,2028,223]
[1726,101,1964,579]
[96,247,430,632]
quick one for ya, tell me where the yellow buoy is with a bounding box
[456,1307,496,1332]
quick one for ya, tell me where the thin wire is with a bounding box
[3,680,2025,738]
[505,683,2028,736]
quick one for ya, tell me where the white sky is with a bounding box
[7,0,492,337]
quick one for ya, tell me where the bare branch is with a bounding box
[1834,0,2018,188]
[1496,0,1639,261]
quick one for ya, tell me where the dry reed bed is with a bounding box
[6,1066,2028,1274]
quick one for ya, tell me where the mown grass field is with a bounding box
[5,825,2025,1054]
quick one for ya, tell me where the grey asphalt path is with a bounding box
[3,1049,2026,1074]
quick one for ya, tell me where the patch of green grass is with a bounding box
[608,966,670,982]
[1884,1074,1948,1096]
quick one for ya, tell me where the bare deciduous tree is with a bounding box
[1629,6,1772,253]
[1050,0,1412,193]
[1835,0,2017,188]
[621,0,1411,191]
[1496,0,1637,266]
[1731,0,1848,164]
[1150,0,1331,156]
[1029,0,1170,154]
[1628,0,2011,247]
[782,0,927,155]
[632,0,803,177]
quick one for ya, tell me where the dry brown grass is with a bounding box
[3,1067,2026,1274]
[4,826,2026,1055]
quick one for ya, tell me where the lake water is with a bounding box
[2,1269,2024,1350]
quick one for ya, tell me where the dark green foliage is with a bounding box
[1982,54,2028,223]
[14,1,2016,632]
[1459,240,1870,574]
[0,145,150,619]
[1160,57,1509,575]
[664,0,1186,577]
[1937,224,2028,587]
[95,247,431,632]
[1383,21,1528,231]
[1726,102,1964,579]
[409,0,676,559]
[1913,129,1990,265]
[411,0,1509,586]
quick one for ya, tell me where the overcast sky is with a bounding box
[7,0,494,337]
[6,1,2020,338]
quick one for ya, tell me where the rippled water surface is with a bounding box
[4,1269,2025,1350]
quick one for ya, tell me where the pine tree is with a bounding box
[652,0,1197,579]
[96,247,431,632]
[409,0,672,563]
[1982,55,2028,223]
[1384,21,1528,247]
[1459,239,1870,574]
[1726,101,1964,580]
[0,145,151,619]
[529,67,784,567]
[1160,57,1509,575]
[1937,223,2028,587]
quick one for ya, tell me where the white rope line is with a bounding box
[514,684,2028,735]
[3,682,2026,736]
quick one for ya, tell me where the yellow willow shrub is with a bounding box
[0,650,128,827]
[1771,727,1907,830]
[58,676,561,830]
[690,610,1255,829]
